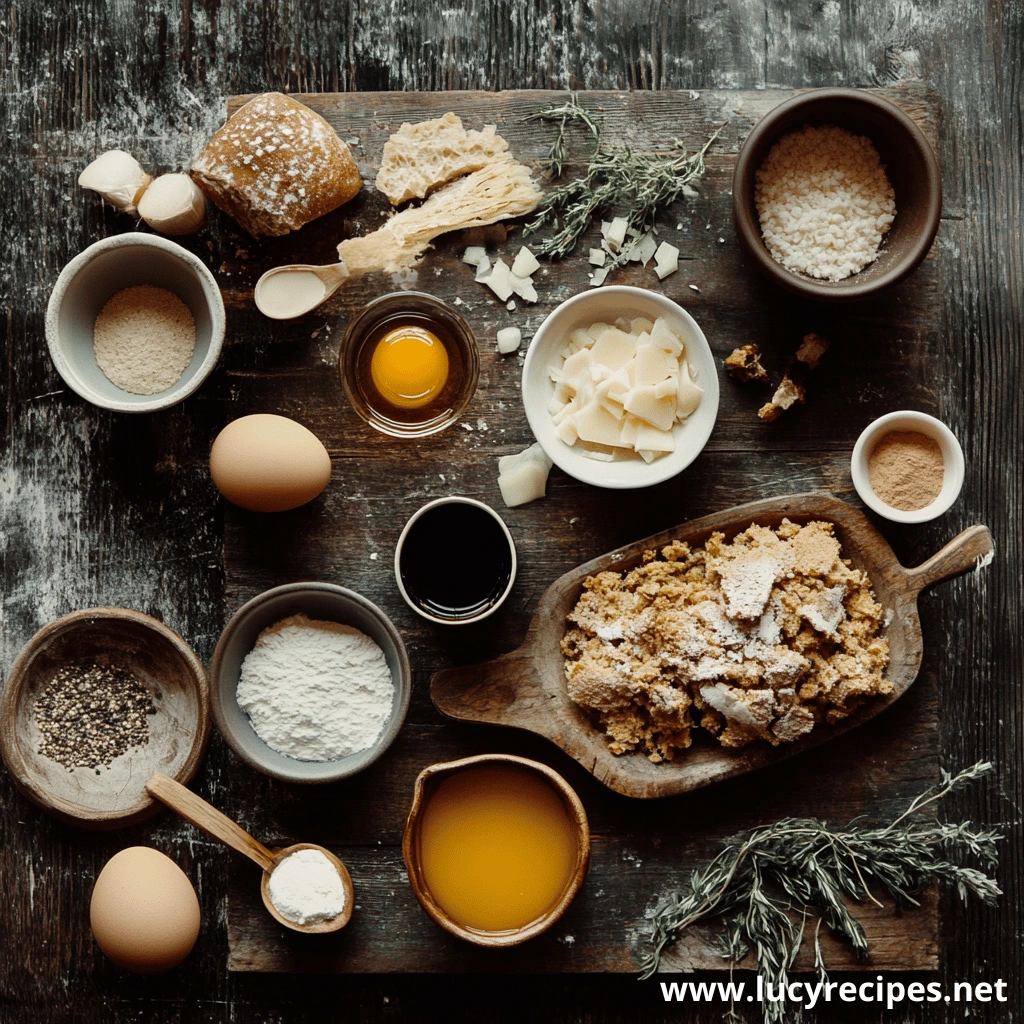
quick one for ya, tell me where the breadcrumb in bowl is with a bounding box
[732,88,941,301]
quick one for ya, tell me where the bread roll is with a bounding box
[190,93,361,237]
[375,112,509,205]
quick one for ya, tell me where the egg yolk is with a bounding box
[370,326,449,410]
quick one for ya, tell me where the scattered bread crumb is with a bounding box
[758,374,806,421]
[725,344,769,383]
[796,331,831,369]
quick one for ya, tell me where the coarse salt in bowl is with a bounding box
[521,286,720,490]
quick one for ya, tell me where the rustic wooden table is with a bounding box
[1,2,1020,1022]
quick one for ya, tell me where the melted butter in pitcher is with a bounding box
[418,764,578,932]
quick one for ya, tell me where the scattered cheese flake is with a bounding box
[462,246,488,267]
[480,258,514,301]
[497,443,553,507]
[506,298,516,311]
[510,246,540,278]
[509,272,538,303]
[604,216,628,250]
[496,326,522,354]
[637,232,658,265]
[588,248,607,266]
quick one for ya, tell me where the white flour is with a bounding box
[268,848,347,925]
[236,614,394,761]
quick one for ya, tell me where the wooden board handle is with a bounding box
[431,649,548,729]
[904,525,994,595]
[146,773,276,873]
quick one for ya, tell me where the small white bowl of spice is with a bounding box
[851,410,965,523]
[46,232,225,413]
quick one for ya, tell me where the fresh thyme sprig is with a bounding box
[640,762,1002,1024]
[522,94,722,261]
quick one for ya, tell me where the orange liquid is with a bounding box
[418,765,578,932]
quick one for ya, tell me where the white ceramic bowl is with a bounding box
[210,582,412,784]
[522,286,720,489]
[851,410,965,523]
[45,232,225,413]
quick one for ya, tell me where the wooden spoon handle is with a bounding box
[904,525,994,595]
[146,773,276,873]
[431,650,548,729]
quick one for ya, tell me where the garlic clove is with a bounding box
[78,150,152,214]
[137,173,207,235]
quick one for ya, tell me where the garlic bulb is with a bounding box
[137,174,207,235]
[78,150,152,214]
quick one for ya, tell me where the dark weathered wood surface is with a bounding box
[1,1,1020,1021]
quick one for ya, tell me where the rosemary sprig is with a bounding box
[522,95,722,261]
[522,93,601,179]
[640,762,1002,1023]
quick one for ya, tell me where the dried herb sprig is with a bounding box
[522,95,722,261]
[640,762,1002,1023]
[522,93,601,179]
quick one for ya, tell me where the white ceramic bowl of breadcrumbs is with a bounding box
[46,232,225,413]
[851,410,965,524]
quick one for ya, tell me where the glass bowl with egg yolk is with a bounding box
[341,292,479,438]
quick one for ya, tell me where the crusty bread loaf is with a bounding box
[190,93,361,237]
[340,152,542,275]
[375,112,509,205]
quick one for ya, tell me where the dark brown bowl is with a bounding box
[0,608,211,827]
[403,753,590,947]
[733,88,941,301]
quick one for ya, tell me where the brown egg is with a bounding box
[210,414,332,512]
[90,847,201,973]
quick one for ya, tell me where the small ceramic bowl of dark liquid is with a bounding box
[395,497,516,625]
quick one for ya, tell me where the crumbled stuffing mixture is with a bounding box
[561,520,891,762]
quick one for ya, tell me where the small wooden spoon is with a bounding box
[146,773,353,934]
[254,262,350,319]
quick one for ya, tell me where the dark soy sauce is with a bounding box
[399,502,513,620]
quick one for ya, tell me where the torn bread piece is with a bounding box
[375,112,510,205]
[725,344,769,383]
[758,374,806,422]
[796,331,831,369]
[339,153,542,275]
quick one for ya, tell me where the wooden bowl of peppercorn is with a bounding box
[0,608,210,828]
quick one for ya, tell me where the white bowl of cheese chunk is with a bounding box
[522,286,719,489]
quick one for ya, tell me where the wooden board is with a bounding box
[433,494,992,798]
[219,86,953,973]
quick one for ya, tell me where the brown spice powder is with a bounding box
[867,430,944,510]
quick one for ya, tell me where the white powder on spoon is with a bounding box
[236,614,394,761]
[268,848,347,925]
[93,285,196,394]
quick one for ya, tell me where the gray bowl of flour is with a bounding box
[211,582,412,784]
[46,232,225,413]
